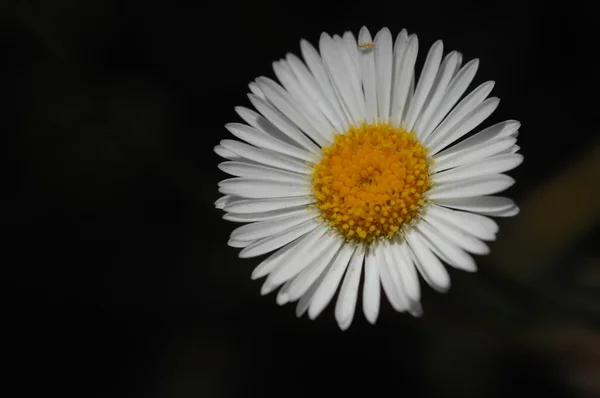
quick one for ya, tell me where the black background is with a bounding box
[4,1,599,397]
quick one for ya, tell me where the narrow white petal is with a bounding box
[335,34,368,122]
[404,40,443,131]
[295,260,331,318]
[403,70,416,121]
[432,154,523,184]
[222,206,309,223]
[389,238,421,301]
[425,204,497,241]
[224,196,316,214]
[249,82,265,99]
[256,77,329,146]
[335,244,365,330]
[431,137,517,173]
[286,53,346,132]
[379,240,408,311]
[435,196,518,214]
[287,234,343,302]
[375,28,394,122]
[415,222,476,272]
[248,94,322,155]
[228,239,252,248]
[343,31,361,89]
[221,139,312,175]
[358,26,378,123]
[260,226,328,295]
[250,226,319,280]
[273,60,336,143]
[391,34,418,126]
[240,218,321,258]
[422,213,490,255]
[362,246,381,324]
[300,39,350,128]
[420,59,479,139]
[319,34,364,123]
[214,195,231,209]
[230,208,318,241]
[480,206,520,217]
[308,243,356,320]
[235,106,302,149]
[405,229,450,292]
[428,174,515,200]
[218,161,311,182]
[428,97,500,155]
[276,279,293,305]
[265,228,334,287]
[424,80,494,148]
[453,53,463,76]
[434,120,520,161]
[414,51,459,140]
[218,178,312,199]
[214,145,241,160]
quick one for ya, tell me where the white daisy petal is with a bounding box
[343,31,361,89]
[415,222,476,272]
[220,139,312,175]
[435,195,516,213]
[287,234,344,302]
[338,33,366,117]
[251,228,316,280]
[434,120,520,161]
[391,34,418,126]
[214,195,231,209]
[276,279,294,305]
[228,239,252,248]
[358,26,378,124]
[265,227,334,288]
[422,214,490,255]
[389,239,421,302]
[218,178,311,199]
[424,80,494,149]
[230,208,319,242]
[428,97,500,155]
[218,161,311,182]
[431,154,523,184]
[224,196,316,214]
[248,82,265,99]
[426,204,498,241]
[405,229,450,292]
[414,51,459,140]
[286,53,346,133]
[222,206,309,223]
[432,137,517,173]
[420,58,479,139]
[273,60,336,143]
[214,145,241,160]
[248,94,323,155]
[363,246,381,324]
[240,218,322,258]
[404,40,443,132]
[295,261,330,318]
[299,39,350,128]
[260,226,329,295]
[335,244,365,330]
[481,206,520,217]
[380,240,409,311]
[256,77,329,146]
[320,34,364,123]
[235,106,305,149]
[453,52,463,76]
[308,243,356,320]
[375,27,394,122]
[428,174,515,200]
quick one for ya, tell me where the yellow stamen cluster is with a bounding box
[312,123,431,243]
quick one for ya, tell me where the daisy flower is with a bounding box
[214,27,522,330]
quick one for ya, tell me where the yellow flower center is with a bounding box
[312,123,432,243]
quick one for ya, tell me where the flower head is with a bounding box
[215,27,522,330]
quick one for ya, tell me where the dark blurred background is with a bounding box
[3,0,599,397]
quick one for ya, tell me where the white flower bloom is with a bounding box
[215,27,522,330]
